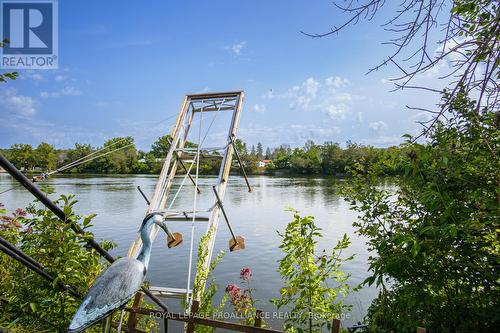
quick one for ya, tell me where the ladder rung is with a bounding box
[174,147,226,152]
[164,215,209,222]
[161,211,211,222]
[177,154,223,161]
[192,106,235,112]
[148,286,192,299]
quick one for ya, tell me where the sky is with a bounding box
[0,0,449,150]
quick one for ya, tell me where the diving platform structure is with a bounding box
[127,91,250,305]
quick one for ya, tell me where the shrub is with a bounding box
[341,91,500,332]
[273,209,352,333]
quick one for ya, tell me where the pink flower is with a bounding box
[240,267,252,281]
[14,208,27,217]
[225,283,242,302]
[226,283,241,295]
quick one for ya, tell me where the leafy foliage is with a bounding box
[0,39,18,83]
[1,135,410,176]
[0,196,159,332]
[273,209,352,333]
[187,227,227,333]
[0,195,114,332]
[341,91,500,332]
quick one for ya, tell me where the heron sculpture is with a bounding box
[68,213,182,332]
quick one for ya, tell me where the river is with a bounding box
[0,174,377,330]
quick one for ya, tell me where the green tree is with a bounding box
[95,137,137,174]
[8,144,35,171]
[234,138,247,155]
[0,196,115,332]
[264,147,271,159]
[62,143,96,173]
[256,142,263,159]
[150,134,173,158]
[289,145,321,174]
[341,92,500,332]
[320,142,343,175]
[35,142,58,171]
[272,145,292,169]
[273,210,352,333]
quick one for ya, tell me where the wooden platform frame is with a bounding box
[127,91,245,303]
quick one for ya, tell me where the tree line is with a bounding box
[0,136,408,176]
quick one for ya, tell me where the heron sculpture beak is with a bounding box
[152,214,183,248]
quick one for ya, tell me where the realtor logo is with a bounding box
[1,0,58,69]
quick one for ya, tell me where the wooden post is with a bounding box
[102,315,112,333]
[127,95,189,258]
[193,92,244,301]
[127,293,143,331]
[254,309,263,327]
[331,318,341,333]
[416,327,426,333]
[186,300,200,333]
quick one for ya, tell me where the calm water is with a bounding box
[0,174,377,329]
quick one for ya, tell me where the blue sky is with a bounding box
[0,0,446,150]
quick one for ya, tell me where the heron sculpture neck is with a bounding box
[136,216,157,268]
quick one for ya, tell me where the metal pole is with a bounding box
[137,186,151,205]
[230,137,252,192]
[212,186,237,243]
[0,153,170,312]
[0,235,43,269]
[166,137,201,193]
[0,153,114,263]
[0,239,81,298]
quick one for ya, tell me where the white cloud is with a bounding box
[369,120,388,133]
[61,86,82,96]
[262,89,274,99]
[55,75,67,82]
[197,87,211,93]
[239,123,341,146]
[0,116,109,148]
[332,92,353,102]
[252,104,266,113]
[1,88,36,117]
[325,76,349,88]
[286,78,321,110]
[361,135,401,146]
[31,73,44,82]
[409,111,433,123]
[40,86,82,98]
[20,71,44,82]
[268,76,361,122]
[231,41,247,56]
[303,77,320,97]
[356,112,363,123]
[327,104,348,120]
[288,124,341,143]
